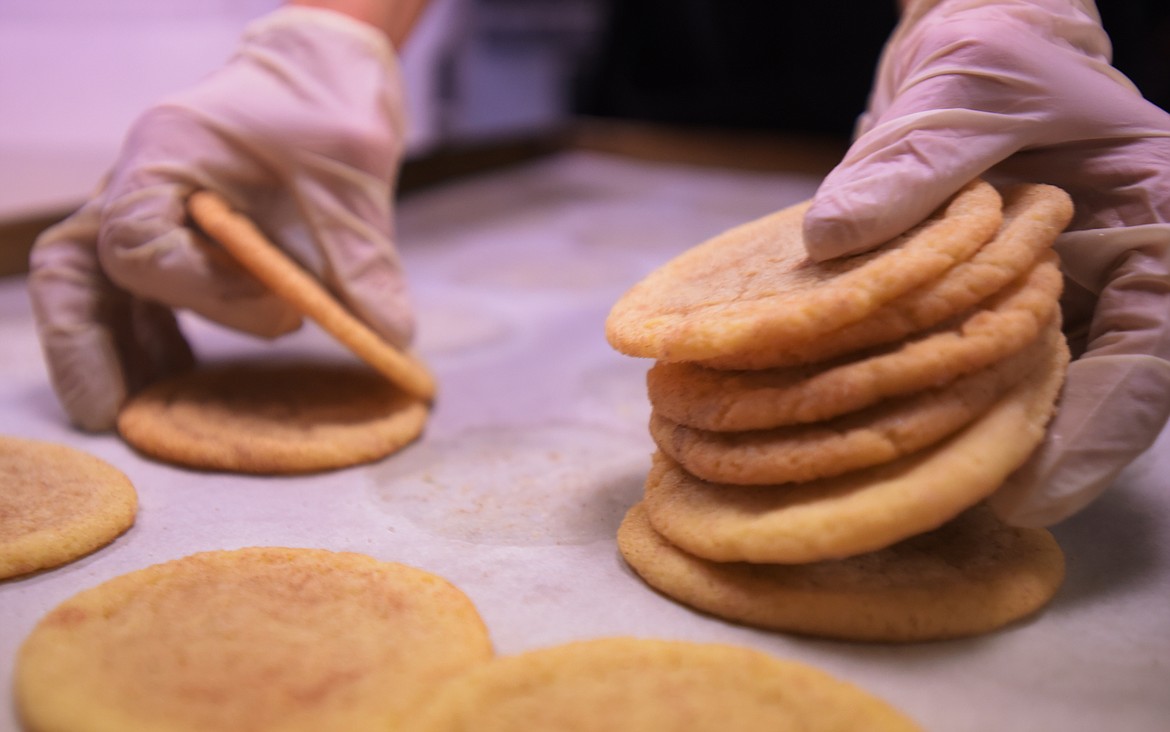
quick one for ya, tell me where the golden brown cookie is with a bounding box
[0,436,137,579]
[187,190,436,401]
[696,183,1073,369]
[648,253,1063,431]
[650,322,1058,485]
[642,333,1070,563]
[15,547,494,732]
[400,637,922,732]
[619,502,1065,642]
[606,180,1001,363]
[117,361,428,474]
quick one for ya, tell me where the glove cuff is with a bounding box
[217,4,409,154]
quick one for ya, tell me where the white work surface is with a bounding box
[2,152,1168,731]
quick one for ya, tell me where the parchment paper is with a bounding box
[2,153,1168,731]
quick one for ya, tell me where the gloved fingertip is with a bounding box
[72,407,119,434]
[373,310,415,351]
[802,205,873,262]
[331,248,416,349]
[41,334,127,433]
[802,183,920,262]
[353,284,414,349]
[988,481,1068,529]
[991,482,1102,528]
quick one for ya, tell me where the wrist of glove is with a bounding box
[800,0,1170,525]
[29,6,414,431]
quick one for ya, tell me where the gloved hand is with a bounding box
[29,6,415,432]
[802,0,1170,526]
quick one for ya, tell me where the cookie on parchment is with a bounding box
[642,332,1070,564]
[618,502,1065,642]
[15,547,493,732]
[606,180,1001,364]
[118,361,428,474]
[0,436,137,579]
[649,322,1059,486]
[400,637,922,732]
[648,253,1063,431]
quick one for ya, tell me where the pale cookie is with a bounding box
[697,183,1073,369]
[118,361,428,474]
[606,180,1001,363]
[650,322,1059,485]
[619,502,1065,642]
[648,253,1063,432]
[15,547,494,732]
[1,436,137,579]
[400,637,922,732]
[642,334,1070,563]
[187,190,436,401]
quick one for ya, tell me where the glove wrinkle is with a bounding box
[29,209,137,431]
[992,355,1170,526]
[99,182,303,339]
[1067,233,1170,359]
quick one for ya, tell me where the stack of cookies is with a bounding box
[606,180,1075,642]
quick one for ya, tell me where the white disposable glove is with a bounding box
[802,0,1170,526]
[29,6,415,432]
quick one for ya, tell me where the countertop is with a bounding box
[2,151,1168,731]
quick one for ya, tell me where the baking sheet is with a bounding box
[2,152,1168,731]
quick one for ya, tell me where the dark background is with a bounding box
[574,0,1170,138]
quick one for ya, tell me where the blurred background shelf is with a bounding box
[2,0,1166,277]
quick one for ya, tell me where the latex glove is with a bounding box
[29,6,414,432]
[802,0,1170,526]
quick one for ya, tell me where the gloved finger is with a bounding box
[284,174,415,349]
[28,201,127,430]
[28,201,193,431]
[989,354,1170,526]
[992,228,1170,525]
[803,108,1025,260]
[98,178,304,339]
[802,14,1039,261]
